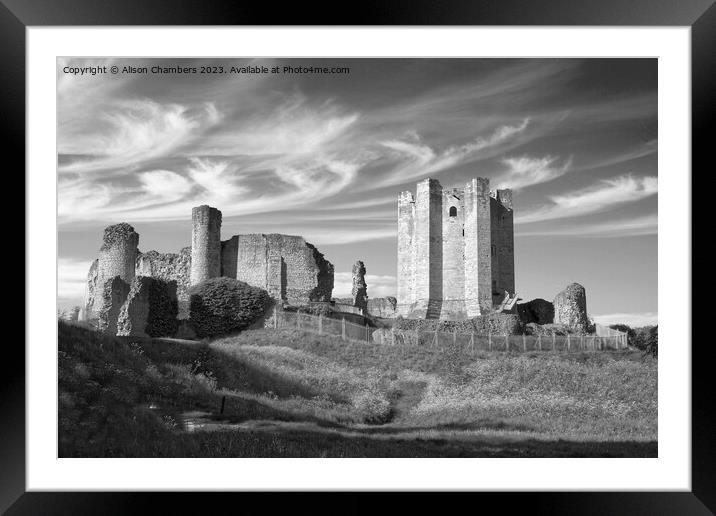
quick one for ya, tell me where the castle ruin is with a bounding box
[397,177,515,319]
[81,205,334,325]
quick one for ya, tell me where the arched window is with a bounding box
[449,206,457,217]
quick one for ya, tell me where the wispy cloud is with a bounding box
[494,155,572,190]
[195,94,359,157]
[332,273,397,298]
[517,214,657,238]
[375,118,530,188]
[580,139,657,171]
[59,99,220,173]
[517,174,657,224]
[57,258,92,301]
[592,312,658,327]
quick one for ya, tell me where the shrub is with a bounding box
[393,313,522,335]
[353,391,391,424]
[610,324,658,353]
[189,277,270,338]
[642,326,658,357]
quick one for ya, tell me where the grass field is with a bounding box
[58,322,657,457]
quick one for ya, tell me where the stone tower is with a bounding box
[97,223,139,291]
[351,260,368,312]
[396,177,515,319]
[190,205,222,285]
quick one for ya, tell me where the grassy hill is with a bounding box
[58,321,657,457]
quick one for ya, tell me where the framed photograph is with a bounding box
[8,0,710,512]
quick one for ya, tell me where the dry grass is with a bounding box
[58,323,657,457]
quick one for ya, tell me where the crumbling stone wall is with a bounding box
[351,261,368,311]
[220,236,239,279]
[80,259,99,321]
[393,313,522,335]
[490,190,515,305]
[97,276,131,335]
[83,223,138,321]
[117,276,178,337]
[135,247,191,318]
[232,233,333,305]
[553,283,589,334]
[267,253,287,302]
[190,205,222,285]
[97,223,138,302]
[81,206,336,326]
[397,191,415,316]
[366,297,398,318]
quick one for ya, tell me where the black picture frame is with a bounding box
[4,0,710,513]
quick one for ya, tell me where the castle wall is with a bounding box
[80,259,99,321]
[490,190,515,303]
[463,178,492,317]
[220,235,239,279]
[135,247,191,318]
[234,233,333,305]
[84,223,139,320]
[97,223,139,294]
[267,253,287,302]
[190,205,222,285]
[235,234,269,288]
[351,260,368,312]
[441,188,466,319]
[412,178,443,316]
[397,191,415,315]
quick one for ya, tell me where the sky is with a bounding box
[57,58,658,326]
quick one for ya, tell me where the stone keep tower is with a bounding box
[397,177,515,319]
[190,205,222,285]
[97,223,139,292]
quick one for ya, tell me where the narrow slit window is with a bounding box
[449,206,457,217]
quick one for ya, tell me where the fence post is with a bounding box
[537,334,542,351]
[274,308,278,329]
[488,332,492,351]
[318,314,323,335]
[434,329,438,351]
[365,324,369,343]
[341,317,346,341]
[505,334,509,352]
[522,333,526,352]
[580,335,584,351]
[391,326,395,346]
[566,333,570,352]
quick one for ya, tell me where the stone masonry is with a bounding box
[231,233,333,305]
[351,260,368,312]
[117,276,179,337]
[553,283,590,334]
[190,205,222,285]
[397,177,514,319]
[82,206,335,324]
[81,223,138,321]
[97,276,131,335]
[136,247,191,318]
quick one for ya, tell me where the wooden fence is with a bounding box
[269,310,629,352]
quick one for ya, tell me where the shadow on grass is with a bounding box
[144,425,659,458]
[134,337,331,402]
